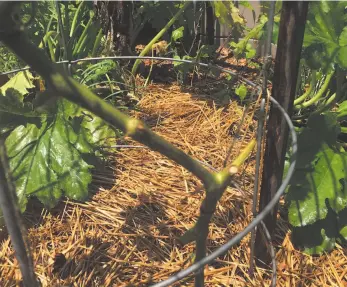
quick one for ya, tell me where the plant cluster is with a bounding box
[284,1,347,255]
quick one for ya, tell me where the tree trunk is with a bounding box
[254,1,309,267]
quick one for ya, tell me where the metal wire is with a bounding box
[260,220,277,287]
[249,1,276,278]
[249,97,266,276]
[0,56,297,287]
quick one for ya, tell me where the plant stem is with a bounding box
[131,1,191,75]
[92,28,103,57]
[144,48,154,87]
[72,10,94,57]
[294,70,316,106]
[193,139,256,286]
[294,70,334,110]
[55,0,68,70]
[70,1,85,38]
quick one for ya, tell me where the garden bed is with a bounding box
[0,69,346,287]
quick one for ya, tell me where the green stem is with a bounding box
[180,139,257,246]
[105,73,114,94]
[144,48,154,87]
[55,0,68,69]
[294,70,317,106]
[131,1,191,75]
[70,0,85,38]
[322,85,347,119]
[92,28,103,57]
[294,70,334,110]
[72,10,95,57]
[192,139,256,285]
[39,31,57,49]
[47,36,56,62]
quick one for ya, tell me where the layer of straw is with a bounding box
[0,82,346,287]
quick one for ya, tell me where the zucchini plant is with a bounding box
[286,0,347,255]
[0,69,116,212]
[0,1,125,213]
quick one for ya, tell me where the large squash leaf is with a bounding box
[0,69,116,217]
[288,146,347,226]
[4,93,115,211]
[303,1,347,69]
[0,70,42,134]
[0,88,41,134]
[0,71,35,96]
[286,113,347,254]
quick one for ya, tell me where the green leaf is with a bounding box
[238,1,253,10]
[338,207,347,242]
[212,1,229,24]
[230,3,244,24]
[272,23,279,44]
[173,55,182,67]
[0,71,35,96]
[291,205,339,255]
[235,84,247,101]
[211,0,244,26]
[230,14,267,57]
[5,98,115,212]
[303,1,347,69]
[338,27,347,46]
[336,100,347,119]
[288,146,347,227]
[337,46,347,69]
[171,26,184,42]
[286,113,347,228]
[0,85,42,134]
[245,43,256,58]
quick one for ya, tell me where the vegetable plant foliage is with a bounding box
[303,1,347,70]
[286,113,347,254]
[1,71,115,212]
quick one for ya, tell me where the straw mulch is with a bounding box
[1,83,347,287]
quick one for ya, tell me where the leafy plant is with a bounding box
[229,14,266,59]
[132,1,191,75]
[11,1,102,66]
[302,1,347,70]
[235,84,248,102]
[286,2,347,255]
[172,44,217,84]
[0,70,115,212]
[211,0,247,43]
[286,113,347,254]
[292,2,347,125]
